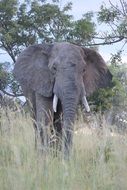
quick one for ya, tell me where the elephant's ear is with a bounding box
[14,43,54,97]
[82,47,112,96]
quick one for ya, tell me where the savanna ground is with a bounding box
[0,109,127,190]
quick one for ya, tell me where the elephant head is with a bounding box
[14,42,112,156]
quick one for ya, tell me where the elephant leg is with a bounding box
[35,93,53,151]
[24,90,38,148]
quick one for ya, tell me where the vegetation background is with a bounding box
[0,0,127,189]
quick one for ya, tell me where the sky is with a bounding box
[0,0,127,63]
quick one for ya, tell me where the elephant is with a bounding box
[13,42,112,157]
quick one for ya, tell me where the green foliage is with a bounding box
[98,5,119,23]
[88,87,114,112]
[110,64,127,108]
[109,51,123,67]
[89,53,127,113]
[0,63,9,90]
[0,0,74,60]
[70,12,96,44]
[7,72,22,95]
[97,0,127,44]
[0,62,22,96]
[30,2,73,42]
[0,0,96,60]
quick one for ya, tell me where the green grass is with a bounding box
[0,109,127,190]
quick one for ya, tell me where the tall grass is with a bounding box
[0,109,127,190]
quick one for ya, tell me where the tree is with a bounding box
[0,63,9,90]
[94,0,127,46]
[69,12,96,45]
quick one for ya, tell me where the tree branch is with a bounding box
[86,36,124,46]
[93,35,127,40]
[119,0,127,16]
[109,0,125,16]
[1,41,16,63]
[1,89,24,97]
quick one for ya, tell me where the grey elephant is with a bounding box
[14,42,112,157]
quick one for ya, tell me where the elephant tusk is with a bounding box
[0,90,4,97]
[53,94,58,112]
[82,96,90,112]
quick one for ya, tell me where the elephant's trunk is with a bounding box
[53,92,77,157]
[62,97,77,124]
[61,93,78,157]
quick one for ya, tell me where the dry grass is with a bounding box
[0,109,127,190]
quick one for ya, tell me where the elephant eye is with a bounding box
[83,68,85,72]
[51,64,57,74]
[70,62,76,67]
[53,65,56,71]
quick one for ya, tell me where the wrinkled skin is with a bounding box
[14,42,112,157]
